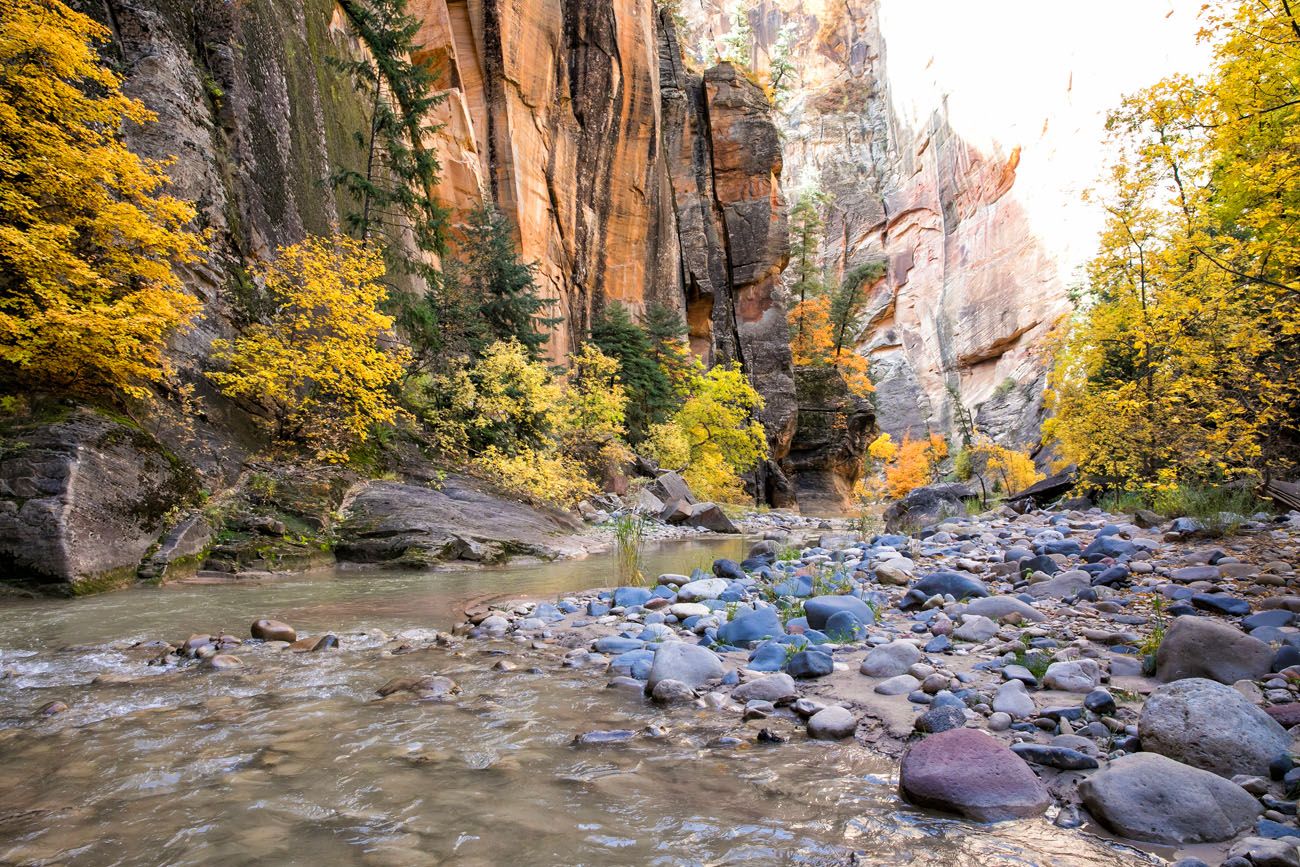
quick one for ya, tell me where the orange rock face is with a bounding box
[419,1,798,475]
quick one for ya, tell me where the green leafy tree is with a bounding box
[591,302,675,442]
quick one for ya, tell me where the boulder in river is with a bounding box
[1138,678,1290,778]
[251,619,296,642]
[1155,615,1272,684]
[1079,752,1261,844]
[717,607,784,646]
[646,642,723,691]
[898,728,1050,822]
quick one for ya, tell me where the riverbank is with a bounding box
[453,502,1300,866]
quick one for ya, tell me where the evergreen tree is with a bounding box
[331,0,452,370]
[643,302,694,394]
[591,302,674,442]
[451,201,559,360]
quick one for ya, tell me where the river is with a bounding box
[0,539,1154,866]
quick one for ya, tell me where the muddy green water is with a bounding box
[0,540,1153,866]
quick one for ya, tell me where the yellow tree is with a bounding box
[648,362,767,502]
[209,236,408,463]
[0,0,203,400]
[1047,1,1300,488]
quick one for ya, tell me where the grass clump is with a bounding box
[613,513,648,586]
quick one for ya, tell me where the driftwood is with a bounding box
[1263,479,1300,512]
[1006,470,1077,507]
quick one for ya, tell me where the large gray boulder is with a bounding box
[1139,678,1291,777]
[335,477,584,567]
[0,410,198,595]
[883,484,974,533]
[1080,752,1261,844]
[859,640,922,677]
[898,728,1049,822]
[647,471,695,507]
[731,673,796,704]
[1155,615,1272,684]
[646,642,724,691]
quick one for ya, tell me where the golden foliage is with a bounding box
[409,339,629,506]
[966,437,1044,495]
[787,296,874,397]
[646,361,767,504]
[0,0,203,400]
[209,236,408,463]
[1047,1,1300,487]
[867,432,897,463]
[881,434,947,499]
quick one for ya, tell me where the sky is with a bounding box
[877,0,1217,278]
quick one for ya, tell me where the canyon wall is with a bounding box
[680,0,1207,451]
[76,0,806,499]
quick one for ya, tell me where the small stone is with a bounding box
[807,705,857,740]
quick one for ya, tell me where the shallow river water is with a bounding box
[0,540,1157,866]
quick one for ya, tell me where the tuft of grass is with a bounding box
[1013,648,1051,683]
[613,513,648,586]
[1099,483,1268,534]
[1139,594,1167,675]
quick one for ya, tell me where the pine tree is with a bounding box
[331,0,451,370]
[451,201,558,359]
[591,302,674,442]
[642,302,694,394]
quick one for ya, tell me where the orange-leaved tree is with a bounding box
[0,0,203,401]
[881,433,948,499]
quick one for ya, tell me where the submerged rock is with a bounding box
[251,619,296,642]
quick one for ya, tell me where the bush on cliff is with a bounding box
[208,236,408,464]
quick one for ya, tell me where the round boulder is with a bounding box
[251,619,296,642]
[860,640,922,677]
[646,641,724,691]
[1079,752,1261,844]
[899,728,1050,822]
[1155,615,1272,684]
[1139,678,1290,778]
[807,705,857,740]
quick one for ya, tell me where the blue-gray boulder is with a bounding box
[804,595,877,630]
[717,608,784,646]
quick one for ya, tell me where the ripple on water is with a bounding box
[0,548,1163,866]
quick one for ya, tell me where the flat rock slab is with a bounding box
[335,478,584,566]
[1080,752,1261,844]
[899,728,1050,822]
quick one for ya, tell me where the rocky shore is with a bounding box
[453,502,1300,866]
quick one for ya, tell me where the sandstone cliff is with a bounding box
[680,0,1071,450]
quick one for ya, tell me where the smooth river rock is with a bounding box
[251,619,296,642]
[899,728,1050,822]
[1138,678,1291,778]
[646,642,724,691]
[1080,752,1261,844]
[1155,615,1272,684]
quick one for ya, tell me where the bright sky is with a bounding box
[877,0,1217,279]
